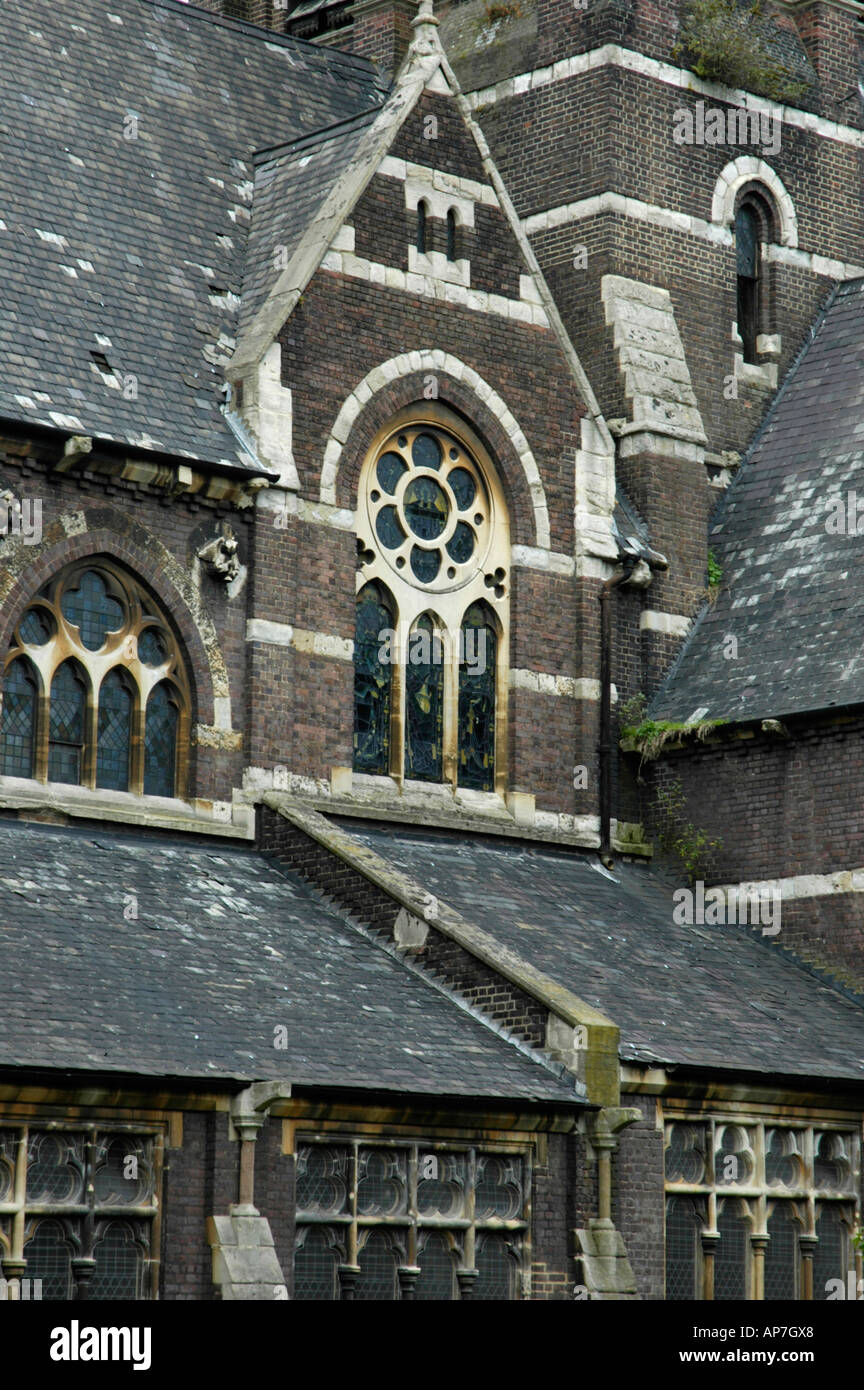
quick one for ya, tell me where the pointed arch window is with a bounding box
[416,199,429,255]
[446,208,457,263]
[0,657,38,778]
[0,560,190,798]
[735,194,774,364]
[355,412,509,793]
[353,582,394,776]
[458,602,497,792]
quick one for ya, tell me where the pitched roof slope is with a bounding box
[0,821,581,1104]
[653,278,864,724]
[340,820,864,1085]
[0,0,384,469]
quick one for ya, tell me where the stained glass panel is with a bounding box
[446,522,474,564]
[736,204,758,278]
[48,661,86,784]
[138,627,167,668]
[24,1221,72,1301]
[93,1137,147,1205]
[1,658,37,778]
[404,476,448,539]
[18,607,53,645]
[90,1222,140,1300]
[296,1146,349,1216]
[60,570,124,651]
[405,616,443,782]
[96,669,132,791]
[411,433,441,471]
[376,452,407,495]
[357,1149,407,1217]
[353,586,393,775]
[458,605,495,791]
[447,468,475,509]
[143,682,177,798]
[410,546,440,583]
[27,1132,84,1203]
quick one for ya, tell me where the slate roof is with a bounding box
[240,110,378,340]
[339,819,864,1085]
[653,279,864,725]
[0,820,581,1105]
[0,0,385,471]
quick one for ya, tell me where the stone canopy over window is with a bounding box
[0,560,190,799]
[353,408,510,794]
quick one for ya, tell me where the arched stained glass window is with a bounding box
[1,658,37,778]
[144,682,178,798]
[97,669,133,792]
[353,583,394,776]
[356,414,509,792]
[458,602,496,791]
[90,1221,141,1300]
[405,615,444,782]
[48,661,87,785]
[0,560,190,798]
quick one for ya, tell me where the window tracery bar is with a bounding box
[0,1123,162,1301]
[663,1114,860,1301]
[294,1138,528,1301]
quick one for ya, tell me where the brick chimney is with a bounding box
[342,0,416,71]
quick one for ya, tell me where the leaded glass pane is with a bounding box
[446,209,456,263]
[138,627,167,668]
[0,1131,18,1202]
[411,432,441,471]
[475,1155,522,1219]
[48,661,86,784]
[417,1153,466,1218]
[765,1204,799,1300]
[294,1227,339,1301]
[813,1206,846,1300]
[24,1221,72,1301]
[446,522,475,564]
[416,201,427,255]
[714,1205,748,1300]
[296,1145,349,1216]
[410,546,440,584]
[375,505,404,550]
[353,586,393,775]
[1,659,37,778]
[404,476,448,539]
[61,570,124,651]
[736,205,758,278]
[357,1148,407,1216]
[90,1222,140,1300]
[356,1230,398,1301]
[458,606,495,791]
[96,669,132,792]
[416,1233,456,1300]
[376,451,407,495]
[475,1234,516,1300]
[665,1196,703,1300]
[447,468,476,510]
[405,617,443,782]
[765,1129,800,1188]
[143,682,177,797]
[665,1123,707,1184]
[18,607,53,645]
[814,1133,848,1190]
[27,1132,85,1203]
[93,1137,148,1205]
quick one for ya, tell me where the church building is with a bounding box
[0,0,862,1301]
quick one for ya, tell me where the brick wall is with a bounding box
[614,1091,666,1299]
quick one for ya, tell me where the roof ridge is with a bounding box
[146,0,382,78]
[253,105,383,164]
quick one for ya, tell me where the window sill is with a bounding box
[0,776,255,838]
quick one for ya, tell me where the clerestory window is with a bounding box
[0,560,190,798]
[353,411,509,793]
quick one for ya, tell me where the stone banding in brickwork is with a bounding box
[319,349,551,548]
[246,619,353,660]
[464,44,864,151]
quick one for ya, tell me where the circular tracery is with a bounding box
[365,424,491,593]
